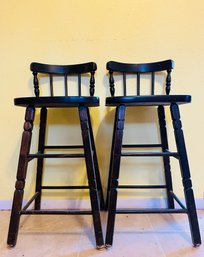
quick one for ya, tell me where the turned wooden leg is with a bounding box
[7,106,35,246]
[170,103,201,246]
[105,105,119,211]
[158,105,174,208]
[105,105,126,247]
[86,108,105,210]
[79,106,104,249]
[34,107,47,210]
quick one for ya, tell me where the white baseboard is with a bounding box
[1,198,203,210]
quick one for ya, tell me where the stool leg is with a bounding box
[34,107,47,210]
[87,108,105,210]
[79,106,104,249]
[158,105,174,208]
[105,105,126,247]
[170,103,201,246]
[7,106,35,246]
[105,105,118,210]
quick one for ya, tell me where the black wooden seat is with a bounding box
[7,62,105,249]
[14,96,99,107]
[106,95,191,106]
[105,59,201,247]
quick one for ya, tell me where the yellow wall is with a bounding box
[1,0,204,204]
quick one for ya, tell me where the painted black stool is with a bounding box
[105,59,201,247]
[7,62,104,249]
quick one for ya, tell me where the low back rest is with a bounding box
[106,60,174,97]
[30,62,97,97]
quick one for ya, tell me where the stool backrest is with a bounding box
[106,60,174,97]
[30,62,97,97]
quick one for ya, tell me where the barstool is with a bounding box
[7,62,105,249]
[105,59,201,247]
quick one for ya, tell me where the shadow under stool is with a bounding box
[105,59,201,248]
[7,61,105,249]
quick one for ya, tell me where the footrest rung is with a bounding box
[28,153,85,159]
[45,145,84,149]
[121,151,179,157]
[116,208,187,214]
[42,186,89,189]
[20,209,92,215]
[122,144,162,148]
[118,185,167,189]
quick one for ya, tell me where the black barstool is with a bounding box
[7,62,105,249]
[105,59,201,247]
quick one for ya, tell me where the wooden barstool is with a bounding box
[105,59,201,247]
[7,62,105,249]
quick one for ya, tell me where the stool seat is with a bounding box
[106,95,191,106]
[14,96,99,107]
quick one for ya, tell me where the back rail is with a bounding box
[107,60,174,97]
[30,61,97,97]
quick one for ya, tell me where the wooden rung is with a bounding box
[118,185,167,189]
[121,151,179,157]
[116,208,187,214]
[28,153,85,159]
[20,210,92,215]
[45,145,84,149]
[122,144,162,148]
[41,186,89,189]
